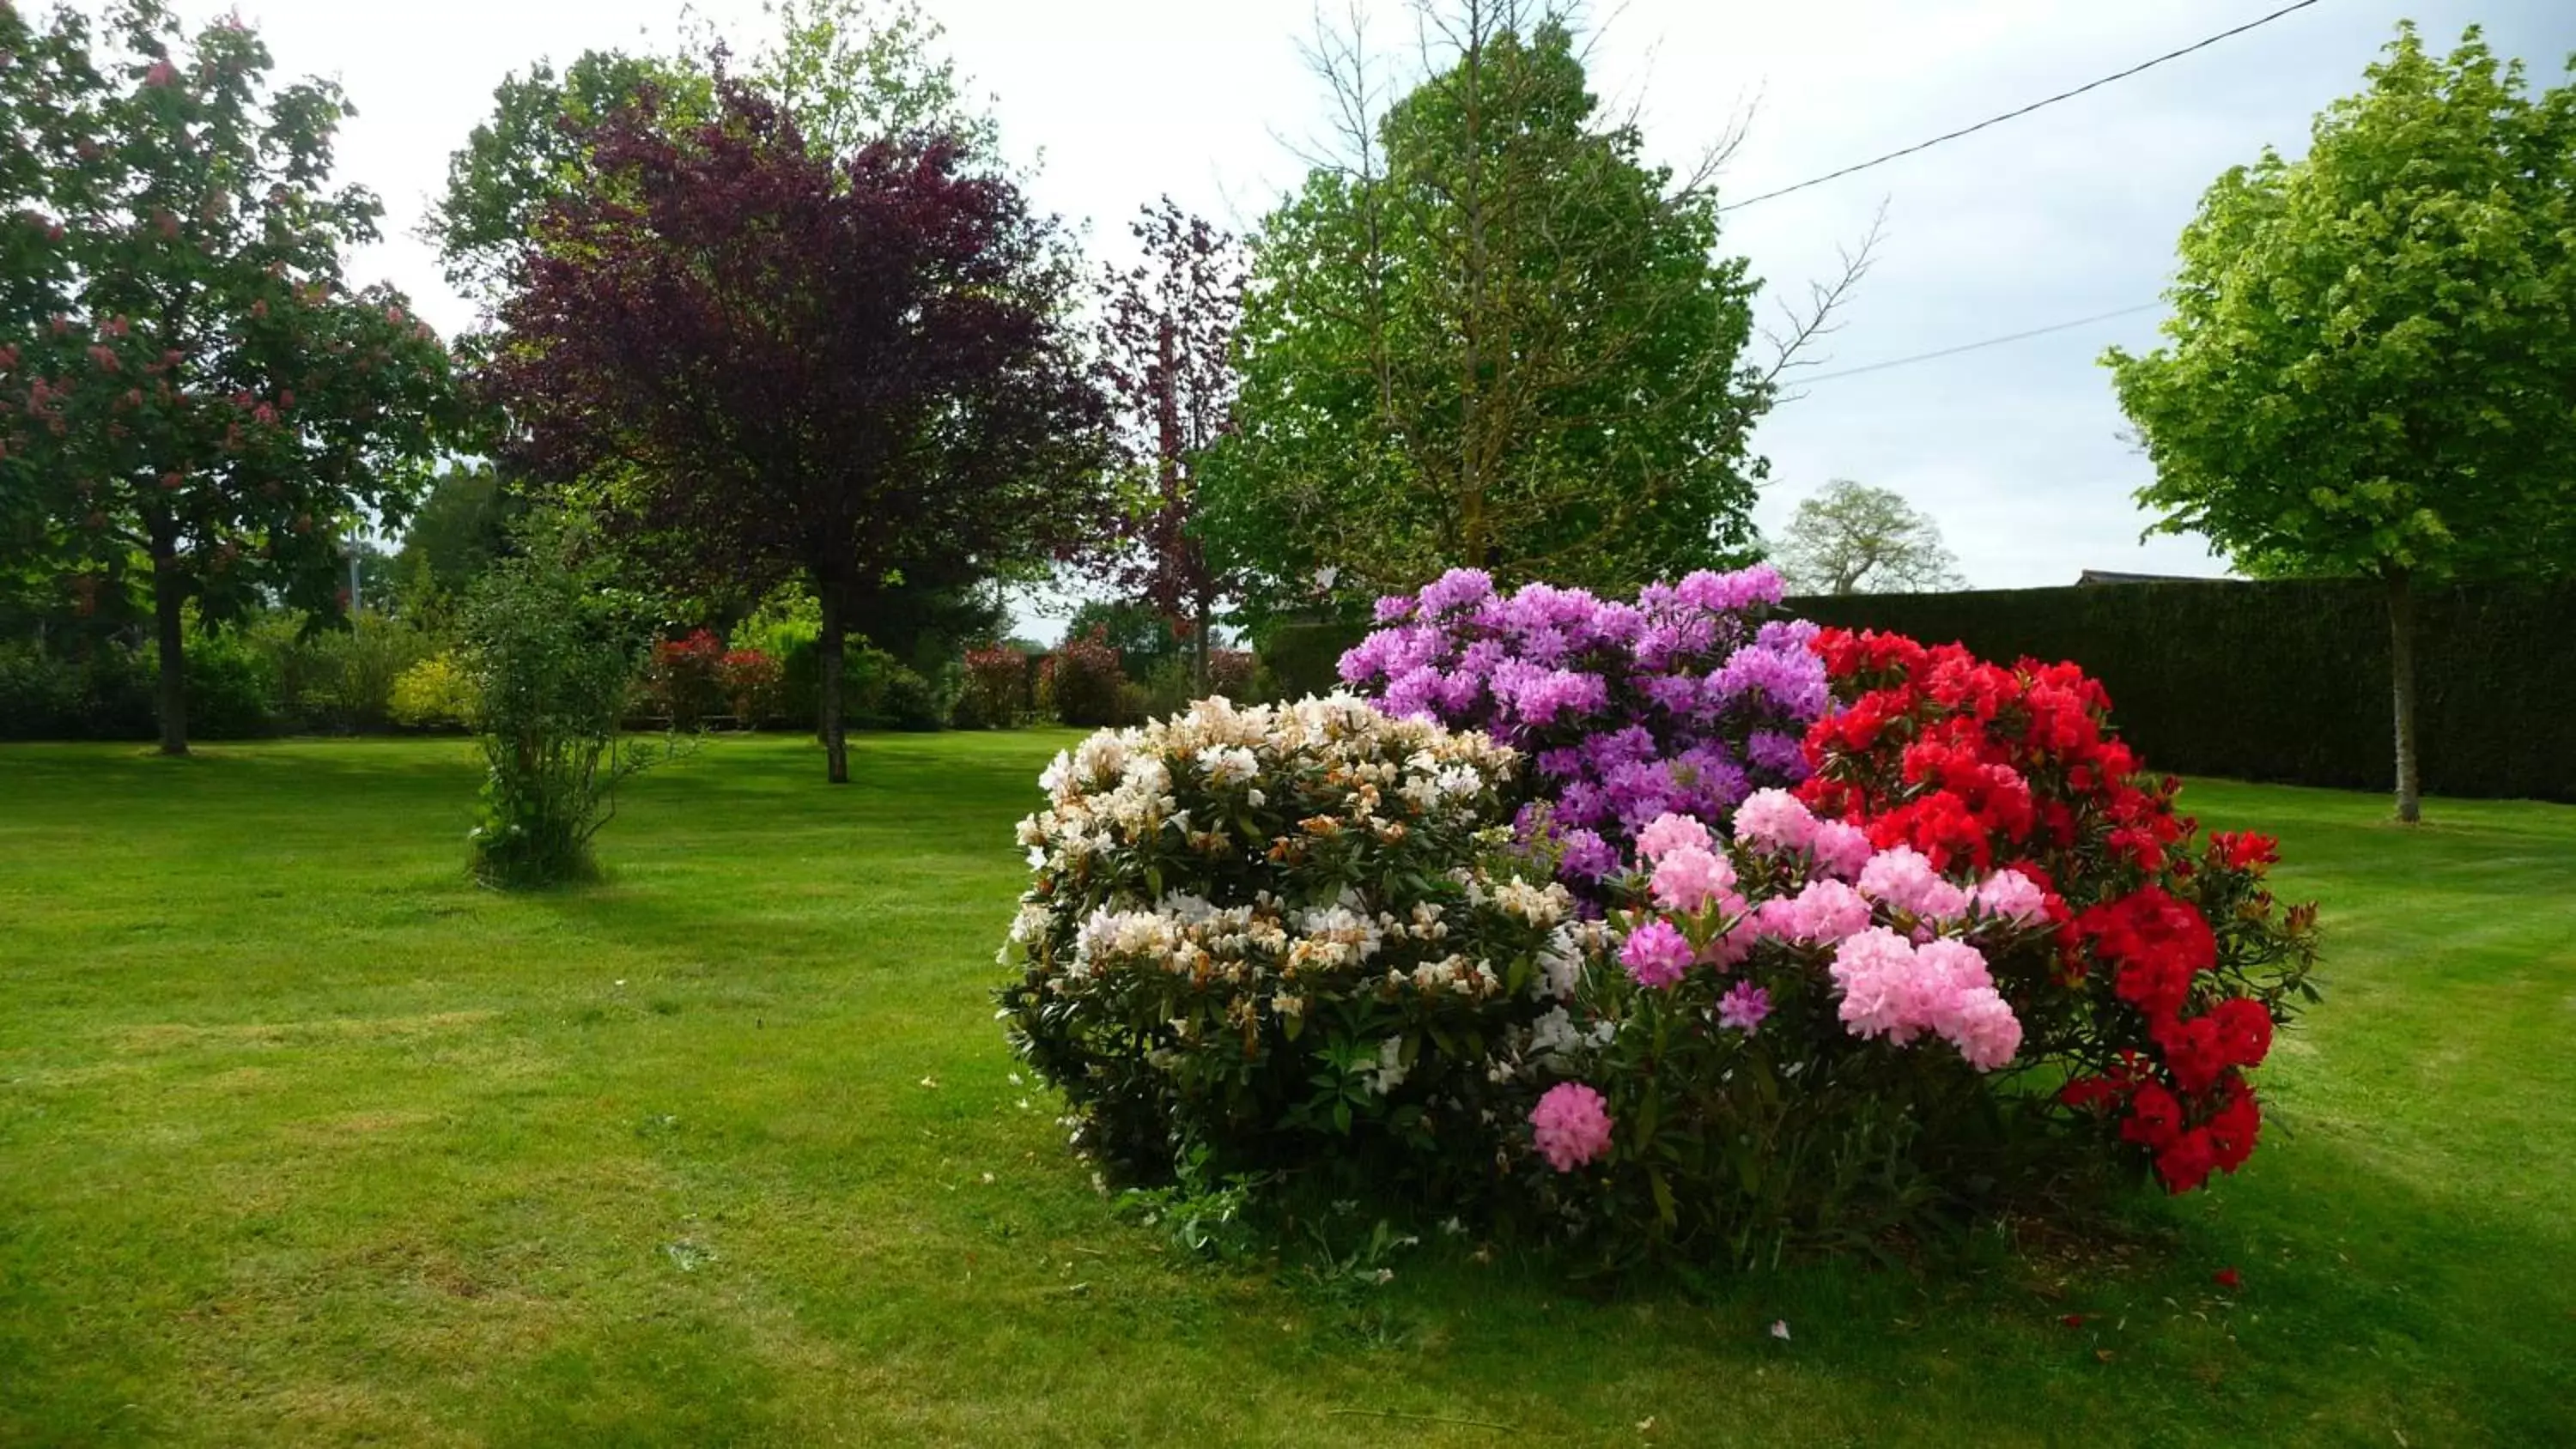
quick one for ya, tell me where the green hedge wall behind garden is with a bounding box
[1794,579,2575,803]
[1255,579,2573,802]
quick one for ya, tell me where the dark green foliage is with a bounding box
[0,643,154,739]
[1794,579,2576,802]
[1255,619,1369,701]
[179,630,276,740]
[1062,597,1182,679]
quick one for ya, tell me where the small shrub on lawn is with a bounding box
[461,520,677,888]
[1038,626,1132,727]
[718,646,784,727]
[957,643,1029,729]
[644,629,727,729]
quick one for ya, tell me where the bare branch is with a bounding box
[1759,198,1887,399]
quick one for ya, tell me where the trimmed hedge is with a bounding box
[1793,579,2575,803]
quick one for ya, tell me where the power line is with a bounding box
[1792,301,2164,385]
[1721,0,2328,212]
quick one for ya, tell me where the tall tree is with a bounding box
[1773,479,1966,596]
[428,1,995,318]
[0,0,455,755]
[1078,198,1244,690]
[2105,24,2576,823]
[1203,1,1857,624]
[485,75,1109,784]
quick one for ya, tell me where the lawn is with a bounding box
[1,733,2570,1446]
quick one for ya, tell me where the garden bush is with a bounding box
[999,696,1586,1203]
[248,611,436,734]
[643,628,728,729]
[388,652,479,731]
[718,646,784,727]
[1514,630,2318,1267]
[956,643,1029,730]
[1008,583,2323,1270]
[182,628,277,739]
[1037,626,1133,727]
[461,522,674,888]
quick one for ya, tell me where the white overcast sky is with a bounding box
[157,0,2576,629]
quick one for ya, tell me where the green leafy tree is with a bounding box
[0,1,456,755]
[2105,24,2576,822]
[391,463,519,616]
[1204,1,1825,625]
[1774,479,1966,596]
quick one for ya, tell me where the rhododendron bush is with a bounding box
[997,697,1595,1197]
[1004,590,2319,1265]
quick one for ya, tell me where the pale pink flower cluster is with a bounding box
[1635,813,1714,863]
[1650,845,1744,917]
[1750,877,1873,945]
[1828,928,2023,1071]
[1856,846,1971,920]
[1731,789,1871,878]
[1530,1082,1614,1172]
[1971,867,2050,924]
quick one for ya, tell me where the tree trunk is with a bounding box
[818,588,849,785]
[149,530,189,757]
[2387,567,2421,824]
[1191,601,1212,696]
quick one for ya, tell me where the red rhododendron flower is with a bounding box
[2213,1267,2243,1291]
[2210,997,2275,1070]
[2153,1012,2229,1096]
[2155,1127,2220,1193]
[2208,831,2279,871]
[2122,1083,2185,1149]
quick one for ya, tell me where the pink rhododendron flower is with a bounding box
[1808,820,1874,880]
[1650,846,1740,915]
[1753,877,1873,945]
[1857,845,1970,920]
[1619,918,1694,988]
[1972,867,2050,924]
[1732,788,1815,853]
[1829,931,2020,1071]
[1635,812,1713,864]
[1530,1082,1614,1172]
[1716,980,1771,1034]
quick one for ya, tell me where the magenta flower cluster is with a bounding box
[1339,566,1827,888]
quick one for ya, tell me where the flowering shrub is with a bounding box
[644,628,727,728]
[1337,567,1826,893]
[1516,629,2318,1263]
[717,646,783,726]
[997,696,1590,1197]
[1037,626,1132,727]
[958,643,1030,729]
[1207,647,1256,699]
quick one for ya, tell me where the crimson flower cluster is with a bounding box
[1796,628,2317,1193]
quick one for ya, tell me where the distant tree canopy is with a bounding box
[1774,480,1966,597]
[1203,3,1777,626]
[2104,22,2576,822]
[0,0,456,755]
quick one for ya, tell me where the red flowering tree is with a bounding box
[485,73,1111,783]
[0,2,457,755]
[1073,199,1244,691]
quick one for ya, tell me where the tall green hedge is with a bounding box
[1255,619,1370,701]
[1793,579,2575,803]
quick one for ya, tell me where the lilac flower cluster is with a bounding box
[1340,566,1828,889]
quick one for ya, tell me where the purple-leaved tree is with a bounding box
[484,72,1111,783]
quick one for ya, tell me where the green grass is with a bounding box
[1,734,2569,1446]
